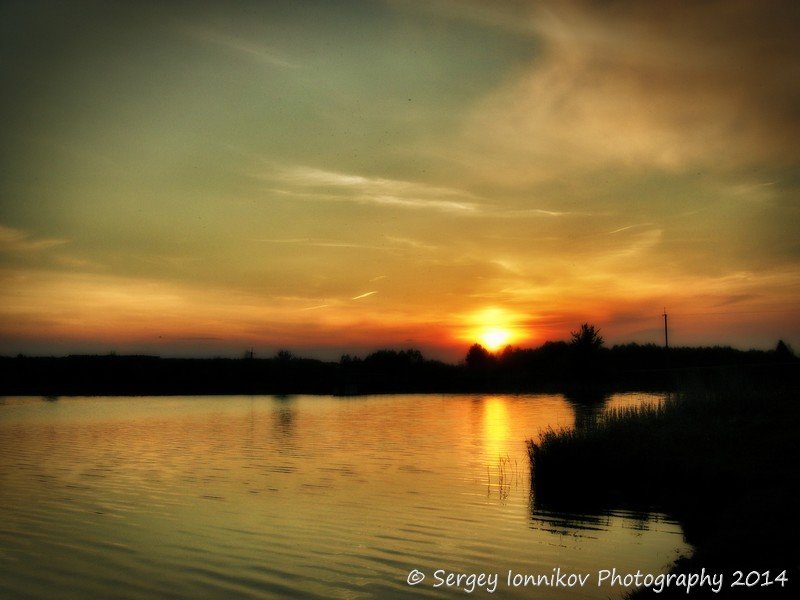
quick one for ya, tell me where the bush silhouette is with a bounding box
[570,323,604,350]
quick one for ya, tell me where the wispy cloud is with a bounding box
[0,224,67,253]
[461,1,800,177]
[260,165,481,214]
[383,236,438,251]
[726,180,779,202]
[254,237,384,250]
[606,223,653,235]
[597,229,664,262]
[302,304,330,311]
[352,291,377,300]
[499,207,595,218]
[388,0,536,36]
[180,24,298,69]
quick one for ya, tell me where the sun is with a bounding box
[479,327,511,352]
[460,307,527,352]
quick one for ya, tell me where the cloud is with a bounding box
[387,0,538,36]
[254,238,385,251]
[606,223,653,235]
[261,165,481,214]
[499,208,594,218]
[179,23,298,69]
[302,304,330,311]
[383,236,438,251]
[0,224,67,253]
[460,1,800,178]
[352,291,377,300]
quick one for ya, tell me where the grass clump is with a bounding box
[528,376,799,596]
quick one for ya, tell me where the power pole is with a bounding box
[663,309,669,349]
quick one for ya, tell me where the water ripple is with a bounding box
[0,393,686,599]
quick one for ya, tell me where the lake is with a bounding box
[0,393,688,598]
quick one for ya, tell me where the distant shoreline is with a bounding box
[1,344,795,396]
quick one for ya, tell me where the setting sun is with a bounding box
[462,307,528,352]
[479,328,511,352]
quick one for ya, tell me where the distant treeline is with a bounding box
[1,339,796,396]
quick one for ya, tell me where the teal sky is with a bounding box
[1,1,799,359]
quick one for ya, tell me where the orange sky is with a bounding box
[1,1,799,361]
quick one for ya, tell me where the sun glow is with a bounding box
[462,307,527,352]
[479,327,511,352]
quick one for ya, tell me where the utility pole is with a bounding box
[663,309,669,349]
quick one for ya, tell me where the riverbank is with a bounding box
[528,375,799,597]
[0,348,794,396]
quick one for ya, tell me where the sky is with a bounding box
[1,0,799,361]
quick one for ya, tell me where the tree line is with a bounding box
[1,324,795,396]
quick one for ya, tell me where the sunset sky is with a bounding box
[2,0,799,360]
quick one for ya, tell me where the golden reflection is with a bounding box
[483,396,510,463]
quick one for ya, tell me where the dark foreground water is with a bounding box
[0,393,688,598]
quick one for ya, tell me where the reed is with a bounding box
[488,454,522,500]
[528,378,799,595]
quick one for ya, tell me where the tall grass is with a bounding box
[528,377,799,585]
[487,454,521,500]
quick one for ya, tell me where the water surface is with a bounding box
[0,393,688,598]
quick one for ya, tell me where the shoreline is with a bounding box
[527,376,799,597]
[1,350,794,397]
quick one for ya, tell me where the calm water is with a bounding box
[0,393,688,598]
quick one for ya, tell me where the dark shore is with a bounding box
[0,343,795,396]
[528,373,800,598]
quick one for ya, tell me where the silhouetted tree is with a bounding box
[568,324,606,383]
[465,343,494,370]
[775,340,795,359]
[363,349,425,369]
[339,354,359,365]
[570,323,604,350]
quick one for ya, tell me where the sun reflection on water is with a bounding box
[483,396,511,461]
